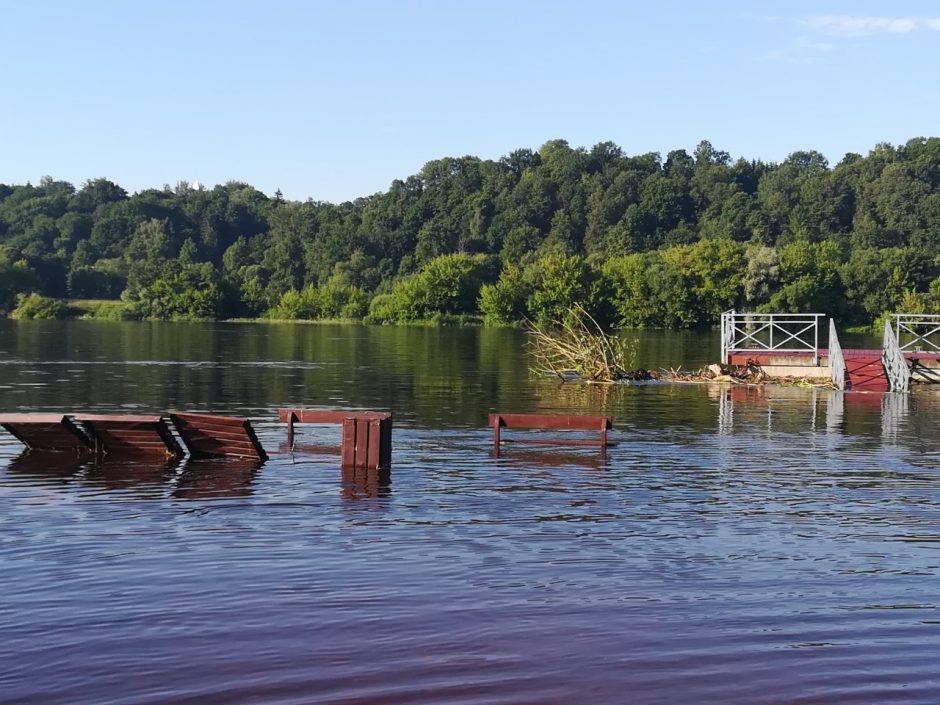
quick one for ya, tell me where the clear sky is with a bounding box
[2,0,938,202]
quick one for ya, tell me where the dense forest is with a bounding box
[2,138,939,328]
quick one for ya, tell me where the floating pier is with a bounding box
[721,311,940,392]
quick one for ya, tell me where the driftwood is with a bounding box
[663,361,837,389]
[526,307,638,383]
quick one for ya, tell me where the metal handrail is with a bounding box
[828,319,846,391]
[893,313,940,354]
[720,309,735,364]
[883,319,911,392]
[720,311,825,365]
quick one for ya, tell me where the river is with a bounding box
[1,320,938,704]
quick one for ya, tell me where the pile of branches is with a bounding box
[525,306,641,383]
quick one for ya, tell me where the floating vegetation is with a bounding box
[525,306,644,383]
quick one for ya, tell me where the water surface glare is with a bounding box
[1,321,938,704]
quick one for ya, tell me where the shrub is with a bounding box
[11,293,68,319]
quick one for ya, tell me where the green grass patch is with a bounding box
[67,299,130,320]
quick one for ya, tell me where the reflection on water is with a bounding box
[2,320,940,705]
[341,465,391,500]
[3,452,262,500]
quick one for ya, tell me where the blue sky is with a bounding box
[2,1,938,202]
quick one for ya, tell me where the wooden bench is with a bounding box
[489,413,613,454]
[75,415,184,458]
[278,408,392,469]
[169,412,268,461]
[0,413,92,453]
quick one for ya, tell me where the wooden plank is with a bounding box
[491,413,612,431]
[0,413,76,424]
[0,415,92,452]
[169,413,267,461]
[502,438,608,447]
[489,412,614,453]
[75,414,164,424]
[168,412,247,428]
[170,426,257,443]
[278,408,391,424]
[355,417,369,469]
[368,420,382,469]
[341,418,356,467]
[77,415,183,457]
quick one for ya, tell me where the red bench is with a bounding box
[489,413,613,454]
[278,408,392,469]
[169,412,268,461]
[0,414,92,453]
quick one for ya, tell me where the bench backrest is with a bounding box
[489,413,611,430]
[169,412,268,461]
[0,414,92,452]
[75,415,183,457]
[278,409,392,424]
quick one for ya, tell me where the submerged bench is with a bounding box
[278,408,392,469]
[0,414,92,453]
[75,415,184,457]
[169,412,268,461]
[489,413,613,453]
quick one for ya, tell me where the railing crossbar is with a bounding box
[721,311,823,365]
[897,321,940,353]
[731,322,772,348]
[729,321,817,351]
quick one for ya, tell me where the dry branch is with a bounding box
[525,306,637,382]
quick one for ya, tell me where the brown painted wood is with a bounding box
[169,413,267,461]
[354,417,369,469]
[490,414,612,431]
[0,415,92,452]
[278,408,391,424]
[341,418,356,467]
[367,419,380,470]
[75,414,165,424]
[75,415,183,457]
[500,438,605,447]
[379,417,392,469]
[489,413,614,453]
[280,408,392,468]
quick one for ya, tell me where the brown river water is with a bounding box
[1,320,938,705]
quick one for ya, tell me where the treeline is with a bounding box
[2,138,939,326]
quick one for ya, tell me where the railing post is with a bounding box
[814,316,819,366]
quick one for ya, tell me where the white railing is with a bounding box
[883,319,911,392]
[720,310,825,365]
[893,314,940,354]
[720,309,734,364]
[828,319,846,391]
